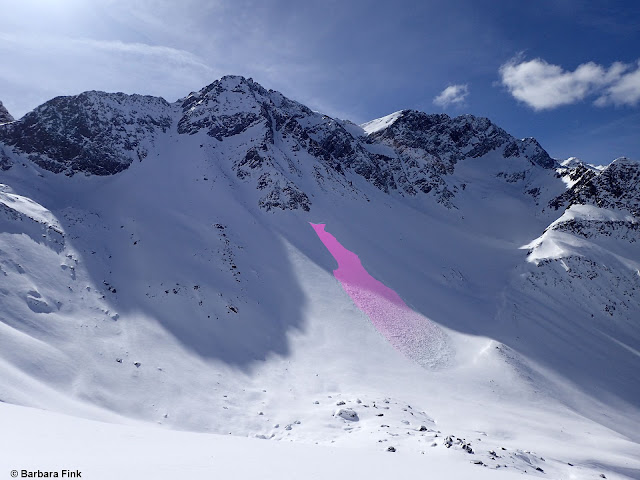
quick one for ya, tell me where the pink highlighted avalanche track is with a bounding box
[310,223,450,369]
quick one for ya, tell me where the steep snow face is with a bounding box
[0,92,174,175]
[0,76,639,478]
[360,110,404,135]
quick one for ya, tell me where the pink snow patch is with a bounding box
[310,223,450,368]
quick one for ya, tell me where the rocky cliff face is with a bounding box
[0,101,13,124]
[0,92,173,175]
[552,157,640,216]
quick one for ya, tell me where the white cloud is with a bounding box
[499,57,640,110]
[595,61,640,107]
[433,84,469,108]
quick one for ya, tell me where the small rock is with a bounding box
[419,425,428,431]
[600,475,606,479]
[536,467,544,473]
[134,362,141,368]
[473,461,484,466]
[336,400,346,406]
[387,446,396,452]
[336,408,359,421]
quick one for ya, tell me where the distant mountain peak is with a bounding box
[0,91,173,175]
[0,100,14,123]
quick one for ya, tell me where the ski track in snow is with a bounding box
[310,223,451,369]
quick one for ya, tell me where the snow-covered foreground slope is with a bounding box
[1,402,538,480]
[0,76,639,478]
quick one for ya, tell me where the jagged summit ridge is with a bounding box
[364,109,555,169]
[0,75,625,215]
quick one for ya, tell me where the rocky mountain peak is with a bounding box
[0,100,13,123]
[0,76,609,215]
[365,109,554,171]
[551,155,640,216]
[0,91,173,175]
[177,75,314,140]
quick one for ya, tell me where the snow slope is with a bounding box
[0,76,638,479]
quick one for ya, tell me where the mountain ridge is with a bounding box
[0,75,567,213]
[0,75,638,478]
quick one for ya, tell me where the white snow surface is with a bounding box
[0,86,639,479]
[360,110,405,135]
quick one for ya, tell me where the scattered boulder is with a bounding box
[336,408,359,421]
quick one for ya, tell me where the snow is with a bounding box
[0,188,62,230]
[525,204,639,265]
[0,79,639,479]
[310,222,451,369]
[1,402,534,480]
[360,110,404,135]
[549,204,636,228]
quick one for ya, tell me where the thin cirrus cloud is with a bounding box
[499,57,640,110]
[433,84,469,108]
[0,32,216,117]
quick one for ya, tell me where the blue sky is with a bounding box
[1,0,639,165]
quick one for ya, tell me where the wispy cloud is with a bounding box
[499,57,640,110]
[0,33,213,72]
[433,84,469,108]
[0,33,216,117]
[595,61,640,107]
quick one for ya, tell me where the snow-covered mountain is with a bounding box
[1,76,638,479]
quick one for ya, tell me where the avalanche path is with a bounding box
[310,223,451,369]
